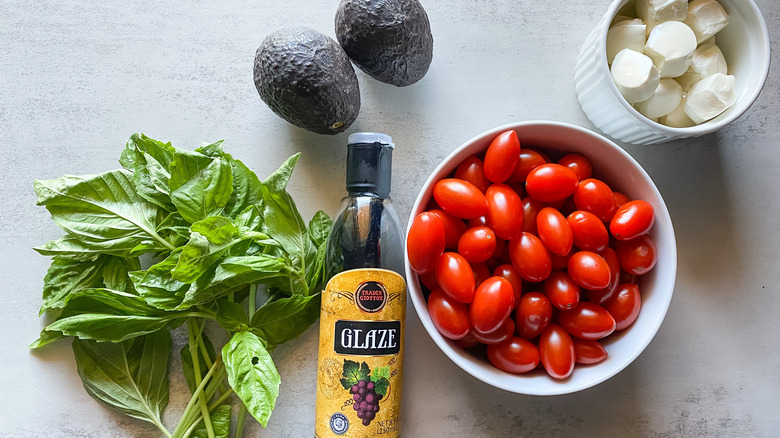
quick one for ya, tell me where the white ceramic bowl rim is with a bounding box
[406,121,677,395]
[598,0,771,136]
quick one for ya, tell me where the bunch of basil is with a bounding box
[30,134,332,438]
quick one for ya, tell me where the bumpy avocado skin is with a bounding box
[254,27,360,135]
[335,0,433,87]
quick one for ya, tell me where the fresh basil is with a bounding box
[31,134,332,437]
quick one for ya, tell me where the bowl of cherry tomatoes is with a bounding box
[405,121,676,395]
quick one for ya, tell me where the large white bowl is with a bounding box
[574,0,771,145]
[405,121,677,395]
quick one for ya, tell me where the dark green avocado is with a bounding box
[253,27,360,135]
[335,0,433,87]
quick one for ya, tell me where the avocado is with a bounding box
[253,27,360,135]
[335,0,433,87]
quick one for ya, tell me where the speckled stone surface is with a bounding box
[1,1,778,437]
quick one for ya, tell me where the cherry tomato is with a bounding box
[467,216,488,228]
[473,317,515,344]
[508,232,552,282]
[485,183,524,240]
[573,178,617,223]
[567,210,609,252]
[613,191,631,208]
[471,262,491,285]
[558,153,592,181]
[604,283,642,330]
[418,270,438,291]
[550,250,573,271]
[584,247,620,305]
[508,148,548,183]
[406,212,446,274]
[487,337,540,374]
[515,291,553,339]
[427,288,471,340]
[471,276,515,334]
[567,251,611,290]
[455,155,490,193]
[436,252,475,303]
[558,302,616,340]
[455,331,480,348]
[544,271,581,310]
[432,178,489,219]
[457,226,497,263]
[536,207,573,256]
[572,338,608,364]
[610,200,655,241]
[615,234,658,275]
[493,264,523,307]
[539,324,575,380]
[521,196,544,234]
[525,163,579,203]
[428,209,467,249]
[484,130,521,183]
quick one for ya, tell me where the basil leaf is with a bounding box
[39,289,181,344]
[131,251,188,310]
[308,210,332,248]
[222,331,280,428]
[169,149,233,223]
[72,330,171,428]
[173,216,248,283]
[34,236,118,260]
[250,293,320,346]
[263,153,298,193]
[34,170,174,255]
[129,148,175,212]
[221,154,263,219]
[101,256,140,294]
[191,404,231,438]
[180,333,216,393]
[40,256,106,315]
[120,133,175,172]
[178,255,288,309]
[214,299,249,332]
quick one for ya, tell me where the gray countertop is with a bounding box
[1,1,778,437]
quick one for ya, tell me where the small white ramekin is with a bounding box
[574,0,771,145]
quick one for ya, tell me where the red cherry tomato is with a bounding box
[558,302,616,340]
[550,250,573,271]
[515,291,553,339]
[573,178,617,223]
[428,209,467,249]
[615,234,658,275]
[508,232,552,282]
[487,337,540,374]
[484,130,521,183]
[455,155,490,193]
[406,212,446,274]
[471,262,491,285]
[584,247,620,305]
[567,210,609,252]
[572,338,608,364]
[457,226,497,263]
[613,191,631,208]
[427,288,471,340]
[493,264,523,307]
[567,251,611,290]
[436,252,476,303]
[525,163,579,203]
[539,324,575,380]
[610,200,655,241]
[432,178,489,219]
[471,276,515,334]
[473,317,515,344]
[521,196,544,234]
[485,183,524,240]
[455,331,479,348]
[604,283,642,330]
[544,271,581,310]
[508,148,548,183]
[418,270,438,291]
[558,153,592,182]
[536,207,573,256]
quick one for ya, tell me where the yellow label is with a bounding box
[315,268,406,438]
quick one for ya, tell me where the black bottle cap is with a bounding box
[346,132,394,197]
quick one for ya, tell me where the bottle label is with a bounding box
[315,269,406,438]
